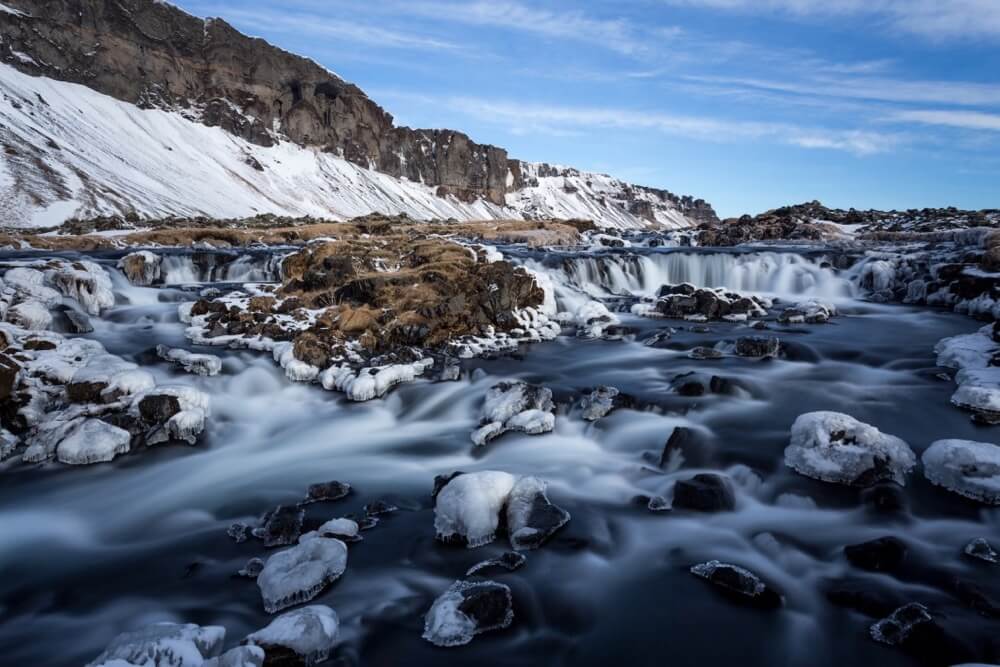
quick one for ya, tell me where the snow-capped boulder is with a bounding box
[119,251,163,286]
[434,471,517,548]
[45,260,115,315]
[572,300,619,339]
[55,418,131,465]
[422,580,514,647]
[134,386,209,445]
[157,345,223,376]
[642,283,769,322]
[934,325,1000,424]
[245,605,339,665]
[257,534,348,614]
[690,560,783,609]
[2,267,61,307]
[921,439,1000,505]
[778,299,837,324]
[471,381,555,446]
[505,476,570,550]
[784,411,916,486]
[87,622,226,667]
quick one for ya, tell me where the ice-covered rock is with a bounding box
[319,359,432,401]
[119,251,163,286]
[859,259,896,295]
[505,476,570,550]
[2,267,61,307]
[934,325,1000,424]
[257,535,348,614]
[134,386,210,445]
[245,605,339,665]
[7,300,52,330]
[964,537,999,564]
[466,551,527,576]
[252,505,305,547]
[870,603,932,645]
[157,345,223,377]
[580,385,632,421]
[434,471,517,548]
[316,518,360,541]
[87,622,226,667]
[203,646,264,667]
[45,260,115,315]
[572,300,619,339]
[471,381,555,446]
[784,411,916,486]
[734,336,781,358]
[921,439,1000,505]
[302,480,352,504]
[238,557,265,579]
[55,418,131,465]
[690,560,783,609]
[422,580,514,647]
[778,299,837,324]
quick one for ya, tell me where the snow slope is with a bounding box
[0,65,698,230]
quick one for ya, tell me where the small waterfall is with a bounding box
[159,252,286,285]
[559,251,855,299]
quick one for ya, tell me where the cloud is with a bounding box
[660,0,1000,40]
[445,97,898,154]
[200,6,463,51]
[891,110,1000,131]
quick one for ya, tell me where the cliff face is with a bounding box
[0,0,510,204]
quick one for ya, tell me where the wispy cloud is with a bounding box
[444,97,899,154]
[890,110,1000,131]
[660,0,1000,40]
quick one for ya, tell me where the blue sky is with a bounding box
[173,0,1000,217]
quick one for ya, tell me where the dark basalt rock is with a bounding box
[672,474,735,512]
[824,577,906,618]
[466,551,527,576]
[870,603,977,666]
[845,537,907,573]
[660,426,708,469]
[861,483,909,515]
[302,480,351,504]
[227,522,249,544]
[734,336,781,358]
[690,561,783,609]
[0,353,20,401]
[137,393,182,424]
[509,484,571,551]
[66,380,108,404]
[688,346,722,360]
[364,500,399,517]
[252,505,305,547]
[457,582,514,631]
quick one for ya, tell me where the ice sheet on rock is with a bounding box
[422,580,514,647]
[580,385,623,421]
[466,551,527,576]
[572,300,619,339]
[471,382,554,446]
[319,359,431,401]
[778,299,837,324]
[45,260,115,315]
[506,476,570,550]
[935,326,998,370]
[86,622,226,667]
[434,471,517,548]
[202,646,264,667]
[964,538,999,564]
[317,518,360,541]
[921,439,1000,504]
[157,345,222,376]
[56,418,131,465]
[870,603,932,646]
[302,480,352,504]
[7,299,52,330]
[689,560,783,609]
[784,411,916,486]
[257,535,348,614]
[245,605,339,664]
[2,267,61,307]
[118,251,163,286]
[133,385,210,445]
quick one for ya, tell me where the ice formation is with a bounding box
[921,439,1000,505]
[505,476,571,550]
[471,382,555,446]
[119,251,164,286]
[934,325,1000,423]
[245,605,339,664]
[257,534,348,613]
[870,603,932,645]
[55,418,132,465]
[157,345,223,376]
[689,560,783,609]
[784,411,916,486]
[580,385,623,421]
[86,622,226,667]
[317,518,360,541]
[434,471,517,548]
[422,580,514,647]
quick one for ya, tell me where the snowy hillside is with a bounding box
[0,65,704,230]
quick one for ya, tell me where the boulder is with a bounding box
[672,473,735,512]
[422,580,514,647]
[689,560,782,609]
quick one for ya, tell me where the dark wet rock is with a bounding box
[660,426,709,470]
[601,324,638,340]
[422,580,514,647]
[672,474,735,512]
[845,537,907,573]
[870,603,977,665]
[466,551,527,576]
[824,577,906,618]
[690,560,783,609]
[651,284,768,322]
[137,393,182,424]
[642,329,675,348]
[237,557,264,579]
[227,522,249,544]
[688,346,723,360]
[951,578,1000,618]
[252,505,305,548]
[364,500,398,517]
[860,482,909,515]
[302,480,351,504]
[646,495,670,512]
[964,537,999,564]
[66,380,108,404]
[0,354,20,402]
[53,304,94,333]
[439,361,461,382]
[734,336,781,358]
[506,477,570,551]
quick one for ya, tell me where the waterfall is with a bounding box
[159,252,286,285]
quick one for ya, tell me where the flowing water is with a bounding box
[1,245,997,666]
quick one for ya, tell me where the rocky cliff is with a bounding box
[0,0,510,204]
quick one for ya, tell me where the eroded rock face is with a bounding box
[0,0,511,205]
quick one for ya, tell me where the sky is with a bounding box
[171,0,1000,218]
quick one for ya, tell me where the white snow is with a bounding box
[784,411,916,485]
[922,439,1000,505]
[45,260,115,315]
[245,605,339,663]
[0,64,700,229]
[471,382,555,446]
[55,418,131,465]
[7,299,51,330]
[434,471,517,548]
[935,324,1000,419]
[157,345,222,376]
[422,580,514,647]
[316,518,359,540]
[319,360,431,401]
[87,622,226,667]
[257,534,348,614]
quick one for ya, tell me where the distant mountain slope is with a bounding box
[0,0,716,229]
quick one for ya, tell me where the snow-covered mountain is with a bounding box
[0,0,716,230]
